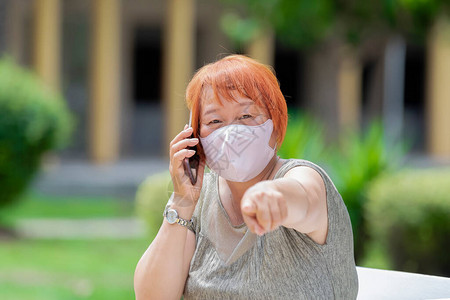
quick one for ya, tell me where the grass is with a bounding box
[0,238,150,300]
[0,190,135,226]
[0,191,152,300]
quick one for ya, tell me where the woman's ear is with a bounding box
[269,129,278,149]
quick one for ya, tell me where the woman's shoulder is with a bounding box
[275,158,331,181]
[193,171,217,211]
[279,158,324,168]
[199,170,217,197]
[191,171,218,235]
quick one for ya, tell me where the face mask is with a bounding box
[199,119,276,182]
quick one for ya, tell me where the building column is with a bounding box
[90,0,121,164]
[163,0,195,151]
[303,41,362,139]
[32,0,61,92]
[426,16,450,158]
[303,41,340,140]
[5,0,26,63]
[247,29,275,66]
[383,36,406,145]
[337,46,362,131]
[0,0,7,54]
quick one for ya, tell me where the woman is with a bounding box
[134,55,358,299]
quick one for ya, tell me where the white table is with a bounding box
[357,267,450,299]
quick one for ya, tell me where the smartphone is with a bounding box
[183,111,200,185]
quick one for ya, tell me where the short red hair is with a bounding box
[185,54,288,160]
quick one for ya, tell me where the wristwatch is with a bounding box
[163,205,195,232]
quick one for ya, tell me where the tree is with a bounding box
[221,0,450,49]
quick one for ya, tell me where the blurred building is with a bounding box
[0,0,449,164]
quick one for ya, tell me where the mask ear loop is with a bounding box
[272,126,278,152]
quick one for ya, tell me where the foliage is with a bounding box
[0,57,75,210]
[221,0,450,49]
[327,121,406,262]
[279,113,406,261]
[135,172,173,239]
[364,168,450,276]
[277,112,407,261]
[220,13,261,47]
[278,111,328,164]
[221,0,334,48]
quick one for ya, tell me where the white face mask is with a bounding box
[199,119,276,182]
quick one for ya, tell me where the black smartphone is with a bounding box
[183,111,200,185]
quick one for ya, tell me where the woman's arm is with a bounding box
[134,125,204,299]
[134,204,196,300]
[241,166,328,244]
[275,167,328,243]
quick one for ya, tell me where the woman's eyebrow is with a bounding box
[240,101,255,107]
[204,101,255,116]
[204,108,218,116]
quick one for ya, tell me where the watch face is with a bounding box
[166,209,178,224]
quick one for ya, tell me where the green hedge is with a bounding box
[135,172,173,239]
[327,121,405,262]
[279,112,405,262]
[364,168,450,276]
[0,57,75,209]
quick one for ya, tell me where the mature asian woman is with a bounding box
[134,55,358,299]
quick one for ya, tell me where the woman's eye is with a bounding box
[240,114,252,119]
[208,119,221,125]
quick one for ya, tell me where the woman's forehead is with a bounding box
[200,86,266,113]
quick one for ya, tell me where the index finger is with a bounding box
[243,213,265,236]
[170,126,193,148]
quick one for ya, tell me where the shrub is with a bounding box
[280,112,406,262]
[278,110,328,164]
[135,172,173,239]
[0,57,75,210]
[327,121,406,262]
[364,168,450,276]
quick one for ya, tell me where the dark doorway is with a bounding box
[403,44,425,153]
[133,28,161,104]
[131,27,163,157]
[274,41,303,110]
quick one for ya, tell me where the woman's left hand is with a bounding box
[241,181,288,236]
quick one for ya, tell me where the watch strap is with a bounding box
[176,218,195,233]
[163,205,195,233]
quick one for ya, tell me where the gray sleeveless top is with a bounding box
[183,159,358,299]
